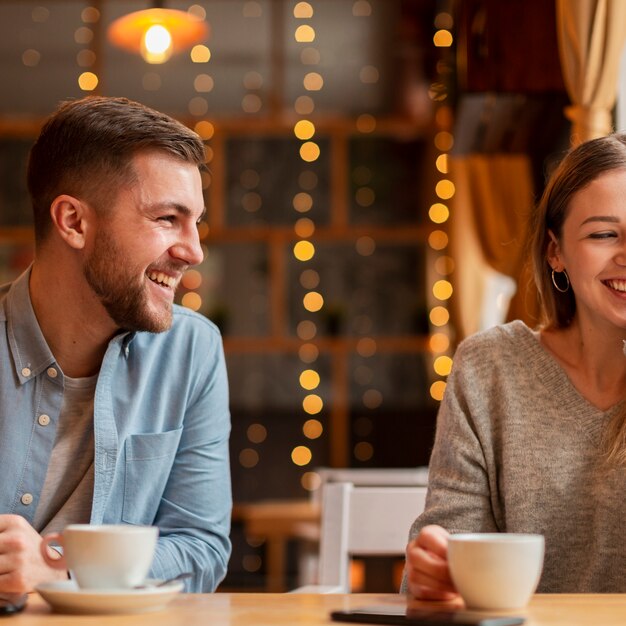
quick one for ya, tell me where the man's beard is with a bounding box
[83,229,174,333]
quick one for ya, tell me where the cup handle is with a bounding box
[40,532,67,571]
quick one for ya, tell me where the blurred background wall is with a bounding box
[0,0,585,590]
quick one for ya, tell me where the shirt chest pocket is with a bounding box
[122,428,183,525]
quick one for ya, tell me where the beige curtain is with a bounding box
[449,155,538,340]
[556,0,626,144]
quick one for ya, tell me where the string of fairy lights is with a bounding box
[291,1,325,492]
[428,8,455,401]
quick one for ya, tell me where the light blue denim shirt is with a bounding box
[0,268,232,592]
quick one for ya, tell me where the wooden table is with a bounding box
[12,592,626,625]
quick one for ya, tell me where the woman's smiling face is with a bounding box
[549,168,626,331]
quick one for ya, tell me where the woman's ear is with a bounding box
[49,195,90,250]
[546,229,563,271]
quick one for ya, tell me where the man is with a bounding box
[0,96,231,593]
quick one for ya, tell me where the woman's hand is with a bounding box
[405,524,458,600]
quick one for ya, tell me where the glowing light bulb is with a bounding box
[141,24,173,64]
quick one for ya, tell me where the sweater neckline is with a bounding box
[503,321,621,440]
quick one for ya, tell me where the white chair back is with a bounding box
[316,482,427,592]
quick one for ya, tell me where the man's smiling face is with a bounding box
[82,150,205,333]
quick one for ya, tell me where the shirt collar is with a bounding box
[5,265,57,385]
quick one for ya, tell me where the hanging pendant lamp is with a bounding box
[108,4,209,64]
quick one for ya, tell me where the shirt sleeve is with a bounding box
[148,333,232,593]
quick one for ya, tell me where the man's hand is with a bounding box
[405,524,459,601]
[0,515,67,593]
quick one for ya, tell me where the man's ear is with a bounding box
[546,229,563,271]
[49,195,90,250]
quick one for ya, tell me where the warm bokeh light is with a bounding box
[297,320,317,341]
[182,269,202,290]
[433,29,453,47]
[435,255,455,275]
[188,4,206,20]
[356,113,376,133]
[300,141,320,162]
[300,269,320,290]
[190,44,211,62]
[430,380,447,401]
[352,0,372,17]
[434,355,453,376]
[293,192,313,212]
[429,203,449,224]
[428,230,449,250]
[436,179,455,200]
[74,26,93,44]
[355,236,376,256]
[78,71,98,91]
[436,154,449,174]
[239,448,259,468]
[433,280,453,300]
[194,120,214,140]
[356,337,377,357]
[295,25,315,42]
[301,47,321,64]
[242,93,262,113]
[434,131,454,151]
[355,187,375,207]
[188,96,209,116]
[294,120,316,140]
[294,2,314,18]
[303,291,324,312]
[303,72,324,90]
[354,441,374,461]
[303,394,323,414]
[77,49,96,67]
[295,218,315,238]
[181,292,202,311]
[22,49,41,67]
[299,342,319,363]
[194,73,214,92]
[247,423,267,444]
[293,240,315,261]
[81,6,100,22]
[303,419,323,439]
[295,95,315,114]
[300,369,321,390]
[363,388,383,409]
[359,65,379,84]
[435,11,454,29]
[429,332,450,353]
[301,471,322,491]
[291,445,312,466]
[429,306,450,327]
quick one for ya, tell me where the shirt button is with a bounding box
[21,493,33,506]
[21,367,31,377]
[38,414,51,426]
[47,367,58,378]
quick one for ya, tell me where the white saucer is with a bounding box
[35,578,184,614]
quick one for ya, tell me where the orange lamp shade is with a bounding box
[107,8,209,64]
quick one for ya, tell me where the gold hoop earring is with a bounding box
[551,269,570,293]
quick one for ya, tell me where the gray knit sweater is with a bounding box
[407,320,626,592]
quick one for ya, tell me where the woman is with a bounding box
[404,133,626,596]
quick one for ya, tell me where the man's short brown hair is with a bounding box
[27,96,205,244]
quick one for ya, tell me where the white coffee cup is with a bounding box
[447,533,544,611]
[41,524,158,590]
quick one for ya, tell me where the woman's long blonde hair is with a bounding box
[528,133,626,465]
